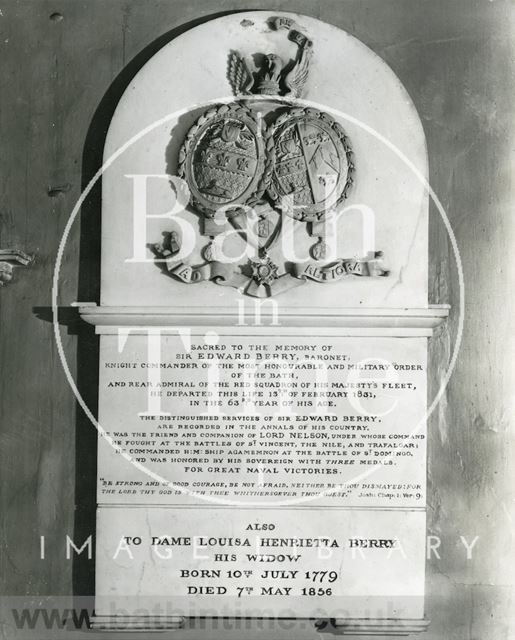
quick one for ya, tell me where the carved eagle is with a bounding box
[227,42,312,98]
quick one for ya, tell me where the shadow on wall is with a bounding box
[73,9,245,597]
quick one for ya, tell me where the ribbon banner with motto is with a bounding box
[161,252,388,299]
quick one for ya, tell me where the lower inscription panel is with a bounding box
[96,506,425,619]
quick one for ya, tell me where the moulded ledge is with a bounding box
[332,617,430,636]
[90,615,428,634]
[76,303,449,337]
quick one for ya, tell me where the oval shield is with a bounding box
[268,107,354,221]
[178,103,270,217]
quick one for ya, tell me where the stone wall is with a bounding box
[0,1,513,638]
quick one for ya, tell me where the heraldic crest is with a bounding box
[154,16,388,298]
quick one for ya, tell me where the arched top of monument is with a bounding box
[104,11,426,166]
[100,12,429,311]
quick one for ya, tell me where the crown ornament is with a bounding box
[228,17,313,98]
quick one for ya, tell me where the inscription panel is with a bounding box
[96,506,425,618]
[97,333,427,508]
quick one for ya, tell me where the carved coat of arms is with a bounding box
[154,17,387,298]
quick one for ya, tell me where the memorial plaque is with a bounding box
[79,11,449,634]
[97,334,427,509]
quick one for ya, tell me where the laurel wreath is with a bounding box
[177,102,275,218]
[266,106,355,222]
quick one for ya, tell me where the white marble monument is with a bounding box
[80,11,448,635]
